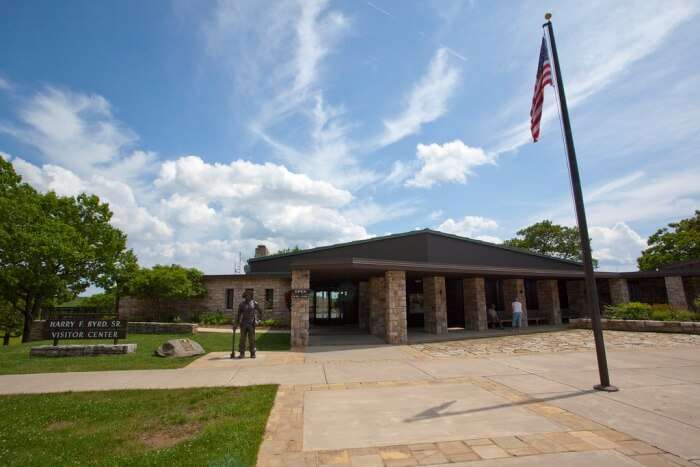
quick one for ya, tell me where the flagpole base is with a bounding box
[594,384,619,392]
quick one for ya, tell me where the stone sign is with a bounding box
[43,317,128,341]
[155,338,205,358]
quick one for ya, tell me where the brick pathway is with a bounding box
[412,329,700,358]
[258,377,695,466]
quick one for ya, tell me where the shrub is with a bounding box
[604,302,700,321]
[604,302,652,320]
[695,296,700,311]
[199,311,230,326]
[260,319,284,328]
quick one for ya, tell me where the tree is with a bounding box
[0,299,23,346]
[0,158,131,342]
[125,264,206,321]
[638,211,700,271]
[503,220,598,267]
[275,245,304,255]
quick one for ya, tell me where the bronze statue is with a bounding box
[231,290,261,359]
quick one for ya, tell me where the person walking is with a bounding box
[511,297,523,333]
[232,290,261,359]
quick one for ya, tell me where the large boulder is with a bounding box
[155,339,205,358]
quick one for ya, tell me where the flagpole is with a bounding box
[543,13,618,392]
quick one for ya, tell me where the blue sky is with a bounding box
[1,0,699,273]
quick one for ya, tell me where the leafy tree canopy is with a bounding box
[503,220,598,267]
[0,158,133,341]
[125,264,206,321]
[275,245,304,255]
[637,210,700,271]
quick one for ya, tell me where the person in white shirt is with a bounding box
[512,298,523,332]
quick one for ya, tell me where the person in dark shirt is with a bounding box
[231,290,261,359]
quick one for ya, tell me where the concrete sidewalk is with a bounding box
[2,335,699,466]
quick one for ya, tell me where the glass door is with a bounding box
[311,289,347,324]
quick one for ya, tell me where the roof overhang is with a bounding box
[289,257,613,279]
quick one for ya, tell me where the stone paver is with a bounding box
[3,329,699,466]
[413,330,700,358]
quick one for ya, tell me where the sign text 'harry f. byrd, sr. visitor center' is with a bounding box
[118,229,700,348]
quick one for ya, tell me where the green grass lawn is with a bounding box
[0,331,290,375]
[0,385,277,467]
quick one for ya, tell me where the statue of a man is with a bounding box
[232,290,261,359]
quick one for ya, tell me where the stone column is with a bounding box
[566,280,587,318]
[665,276,688,310]
[423,276,447,334]
[462,277,487,331]
[503,278,528,327]
[609,278,630,305]
[384,271,407,344]
[369,276,386,337]
[358,281,370,331]
[537,280,561,325]
[290,269,310,349]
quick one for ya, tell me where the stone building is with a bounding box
[119,230,700,347]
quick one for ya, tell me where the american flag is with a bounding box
[530,37,553,142]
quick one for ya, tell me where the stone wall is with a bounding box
[462,277,487,331]
[384,271,407,344]
[423,276,447,334]
[537,279,561,325]
[570,317,700,334]
[665,276,688,310]
[30,343,137,357]
[503,278,527,327]
[290,270,310,349]
[369,276,386,337]
[29,320,44,342]
[128,322,198,334]
[118,275,292,324]
[358,281,370,331]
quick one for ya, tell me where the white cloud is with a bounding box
[435,215,500,242]
[0,76,11,91]
[536,168,700,228]
[3,88,136,173]
[155,155,352,207]
[494,2,699,155]
[3,85,380,273]
[405,139,491,188]
[379,48,460,147]
[590,223,647,272]
[11,157,172,241]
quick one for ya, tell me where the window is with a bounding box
[225,289,234,310]
[265,289,274,310]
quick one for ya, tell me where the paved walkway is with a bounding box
[1,330,699,466]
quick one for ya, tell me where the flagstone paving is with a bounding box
[2,329,699,466]
[412,329,700,358]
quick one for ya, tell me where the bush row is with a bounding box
[604,302,700,322]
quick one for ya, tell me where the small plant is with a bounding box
[199,311,230,325]
[171,315,182,323]
[604,302,652,320]
[604,302,700,322]
[260,319,283,328]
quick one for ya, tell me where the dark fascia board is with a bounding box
[248,228,584,267]
[204,272,291,279]
[289,257,617,279]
